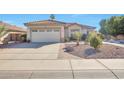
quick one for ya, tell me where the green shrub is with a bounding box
[74,32,82,45]
[86,32,97,42]
[86,32,103,50]
[90,36,102,50]
[74,32,82,41]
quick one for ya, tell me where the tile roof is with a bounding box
[24,20,96,29]
[0,21,27,32]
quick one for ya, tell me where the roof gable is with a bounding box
[24,20,66,26]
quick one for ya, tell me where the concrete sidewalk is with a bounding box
[0,59,124,79]
[103,42,124,47]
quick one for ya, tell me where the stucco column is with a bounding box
[68,28,71,37]
[27,27,31,41]
[60,26,65,42]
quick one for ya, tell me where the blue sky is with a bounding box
[0,14,123,30]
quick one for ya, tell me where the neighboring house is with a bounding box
[24,20,96,42]
[0,21,26,43]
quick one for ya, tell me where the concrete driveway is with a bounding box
[0,43,60,60]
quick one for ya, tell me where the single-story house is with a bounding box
[0,21,26,43]
[24,20,96,42]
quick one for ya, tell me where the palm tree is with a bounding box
[50,14,55,20]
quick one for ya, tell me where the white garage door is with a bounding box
[31,29,60,42]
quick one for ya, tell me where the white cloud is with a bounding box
[3,20,14,24]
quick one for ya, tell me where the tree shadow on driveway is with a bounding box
[0,42,58,49]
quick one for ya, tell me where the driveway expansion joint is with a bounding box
[95,59,119,79]
[69,60,75,79]
[29,72,33,79]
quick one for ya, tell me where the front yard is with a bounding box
[0,42,124,79]
[59,44,124,59]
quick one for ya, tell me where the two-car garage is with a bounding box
[25,20,66,43]
[31,29,60,42]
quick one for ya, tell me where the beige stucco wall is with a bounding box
[60,26,65,42]
[64,28,69,38]
[67,25,89,37]
[68,25,81,37]
[27,27,31,41]
[81,27,88,34]
[65,25,95,38]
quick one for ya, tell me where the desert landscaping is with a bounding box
[59,44,124,59]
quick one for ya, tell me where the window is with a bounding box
[39,30,45,32]
[54,29,59,32]
[32,30,37,32]
[71,29,80,32]
[47,29,52,32]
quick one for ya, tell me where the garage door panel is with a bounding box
[31,31,60,42]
